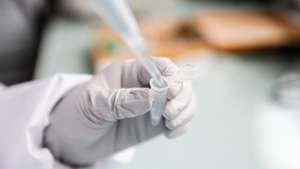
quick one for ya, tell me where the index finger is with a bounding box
[137,57,179,86]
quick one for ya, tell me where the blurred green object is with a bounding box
[104,39,119,54]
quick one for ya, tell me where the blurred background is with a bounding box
[4,0,300,168]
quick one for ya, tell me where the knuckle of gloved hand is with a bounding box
[164,102,180,120]
[155,57,178,76]
[166,110,194,130]
[111,89,133,119]
[115,88,153,119]
[165,120,177,130]
[165,91,191,120]
[166,77,193,100]
[165,117,183,130]
[167,81,183,99]
[165,123,189,139]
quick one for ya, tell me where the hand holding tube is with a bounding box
[44,58,194,166]
[150,64,198,126]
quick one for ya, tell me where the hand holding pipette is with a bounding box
[93,0,196,125]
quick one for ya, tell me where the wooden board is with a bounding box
[91,10,300,71]
[91,18,210,71]
[192,10,300,51]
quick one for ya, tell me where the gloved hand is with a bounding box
[44,58,194,166]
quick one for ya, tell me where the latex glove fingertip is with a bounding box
[166,80,183,100]
[164,122,190,139]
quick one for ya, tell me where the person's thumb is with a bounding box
[110,88,153,120]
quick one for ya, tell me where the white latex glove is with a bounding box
[44,58,194,166]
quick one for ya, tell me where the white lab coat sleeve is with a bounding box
[0,74,135,169]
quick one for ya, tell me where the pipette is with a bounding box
[93,0,165,87]
[93,0,168,125]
